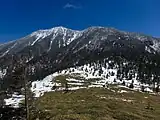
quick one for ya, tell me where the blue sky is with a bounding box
[0,0,159,43]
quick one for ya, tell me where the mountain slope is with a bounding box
[0,26,160,106]
[0,27,82,59]
[0,26,160,59]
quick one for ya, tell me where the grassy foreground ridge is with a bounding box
[30,86,160,120]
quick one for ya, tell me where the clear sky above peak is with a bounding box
[0,0,159,43]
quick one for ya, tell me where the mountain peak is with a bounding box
[30,26,81,39]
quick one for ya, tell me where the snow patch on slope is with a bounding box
[5,59,155,108]
[31,72,60,97]
[145,46,152,53]
[30,26,82,48]
[4,93,24,108]
[0,68,7,78]
[0,43,17,57]
[150,40,160,52]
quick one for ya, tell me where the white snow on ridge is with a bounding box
[145,46,152,53]
[5,60,155,108]
[30,26,82,48]
[4,72,59,108]
[31,36,42,46]
[0,43,17,57]
[48,31,58,51]
[0,50,10,58]
[68,86,86,91]
[67,32,82,45]
[150,40,160,52]
[66,78,84,83]
[118,90,128,93]
[0,68,7,78]
[31,72,60,97]
[4,93,24,108]
[144,87,153,92]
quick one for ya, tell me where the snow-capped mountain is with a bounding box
[0,27,82,58]
[30,26,82,47]
[0,26,160,59]
[0,26,160,108]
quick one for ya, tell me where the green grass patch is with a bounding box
[30,87,160,120]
